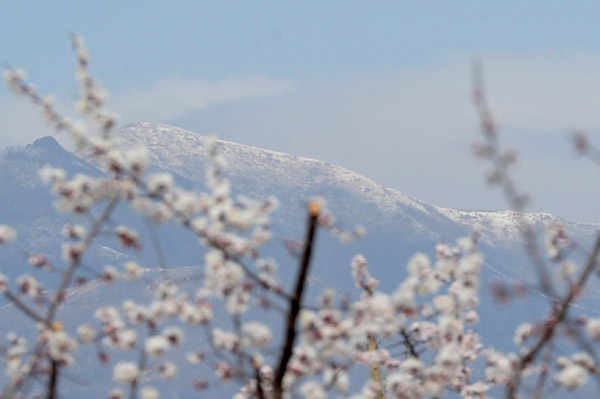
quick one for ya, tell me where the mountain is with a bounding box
[116,123,600,278]
[0,122,597,397]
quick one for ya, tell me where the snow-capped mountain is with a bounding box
[117,123,599,251]
[3,121,599,295]
[0,122,598,397]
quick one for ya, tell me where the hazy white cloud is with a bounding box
[0,75,295,150]
[482,49,600,133]
[111,75,295,124]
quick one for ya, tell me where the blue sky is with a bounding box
[2,2,600,222]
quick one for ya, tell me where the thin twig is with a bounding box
[129,347,147,399]
[144,218,169,269]
[471,60,557,298]
[401,328,418,359]
[3,290,45,324]
[507,232,600,399]
[254,364,265,399]
[45,197,119,323]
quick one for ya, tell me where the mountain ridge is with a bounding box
[114,122,599,246]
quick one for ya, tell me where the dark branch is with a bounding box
[401,328,418,359]
[507,232,600,399]
[3,290,45,325]
[46,361,59,399]
[273,203,320,399]
[45,197,119,323]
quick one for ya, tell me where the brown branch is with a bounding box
[471,63,600,398]
[401,328,418,359]
[129,347,147,399]
[254,363,265,399]
[360,273,385,396]
[3,290,45,325]
[367,335,384,398]
[45,197,119,323]
[232,314,249,381]
[471,60,557,298]
[273,202,320,399]
[46,360,58,399]
[507,231,600,399]
[5,198,119,399]
[532,340,554,399]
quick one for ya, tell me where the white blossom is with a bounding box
[140,387,159,399]
[116,329,137,351]
[300,381,327,399]
[242,322,272,348]
[513,323,535,345]
[102,265,120,282]
[484,350,513,385]
[125,147,149,176]
[147,173,173,195]
[586,318,600,340]
[159,362,178,378]
[62,224,85,239]
[0,225,17,244]
[323,368,349,392]
[213,329,239,352]
[123,261,144,280]
[108,388,125,399]
[214,361,234,381]
[47,331,78,365]
[556,260,578,281]
[186,351,205,364]
[554,363,588,390]
[401,357,423,376]
[76,324,96,344]
[572,352,594,369]
[16,275,42,298]
[407,253,430,276]
[112,362,139,385]
[144,335,170,357]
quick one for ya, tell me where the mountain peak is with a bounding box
[32,136,63,152]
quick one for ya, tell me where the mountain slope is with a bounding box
[0,124,597,398]
[117,122,599,251]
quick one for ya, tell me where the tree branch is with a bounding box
[3,290,45,325]
[273,202,320,399]
[46,360,58,399]
[401,328,418,359]
[45,197,119,323]
[507,231,600,399]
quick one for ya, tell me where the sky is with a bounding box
[2,1,600,222]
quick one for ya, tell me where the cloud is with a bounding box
[0,75,295,150]
[111,75,295,124]
[481,49,600,133]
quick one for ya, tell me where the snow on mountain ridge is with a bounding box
[112,122,599,244]
[436,206,600,245]
[117,122,430,216]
